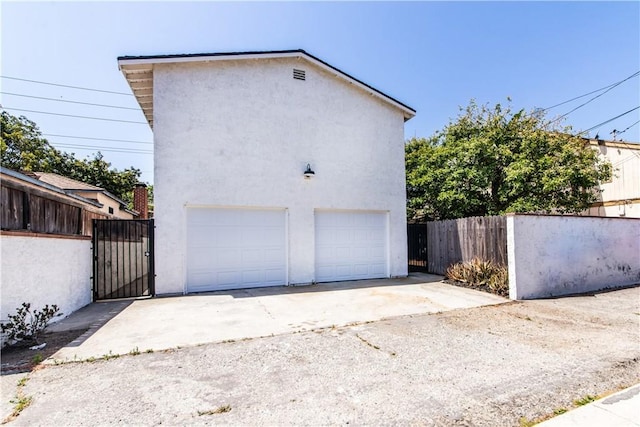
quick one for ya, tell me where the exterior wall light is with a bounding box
[303,163,315,179]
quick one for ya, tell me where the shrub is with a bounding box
[1,303,61,346]
[446,258,509,296]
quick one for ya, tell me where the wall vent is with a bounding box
[293,69,306,81]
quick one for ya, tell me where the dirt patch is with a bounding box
[443,278,509,297]
[1,329,88,375]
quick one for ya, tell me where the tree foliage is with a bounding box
[406,101,611,220]
[1,111,142,201]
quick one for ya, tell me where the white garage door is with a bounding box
[186,208,287,293]
[315,210,388,282]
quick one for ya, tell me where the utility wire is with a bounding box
[0,76,134,96]
[53,143,152,154]
[543,70,640,112]
[1,92,140,110]
[552,72,640,122]
[2,107,147,124]
[613,120,640,137]
[43,133,153,145]
[581,106,640,135]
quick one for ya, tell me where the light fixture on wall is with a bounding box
[303,163,315,179]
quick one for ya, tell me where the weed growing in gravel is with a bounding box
[3,376,33,423]
[129,347,140,356]
[518,417,535,427]
[553,408,567,415]
[102,351,120,360]
[31,353,43,364]
[197,405,232,416]
[10,395,32,416]
[145,349,154,353]
[574,395,597,406]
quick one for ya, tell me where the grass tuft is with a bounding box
[197,405,232,416]
[574,395,597,406]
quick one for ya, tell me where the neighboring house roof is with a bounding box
[31,172,103,191]
[31,172,137,216]
[118,49,417,128]
[0,167,103,209]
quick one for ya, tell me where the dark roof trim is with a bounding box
[117,49,306,62]
[118,49,416,117]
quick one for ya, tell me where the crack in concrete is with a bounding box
[355,333,396,357]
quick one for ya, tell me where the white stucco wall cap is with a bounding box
[117,49,416,128]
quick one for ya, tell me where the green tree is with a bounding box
[406,101,611,221]
[1,111,143,201]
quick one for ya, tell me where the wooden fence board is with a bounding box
[0,186,25,230]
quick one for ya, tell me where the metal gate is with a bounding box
[407,223,429,272]
[93,219,155,300]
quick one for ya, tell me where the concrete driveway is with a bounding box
[5,286,638,426]
[47,273,506,361]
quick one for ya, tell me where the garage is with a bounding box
[186,208,287,292]
[314,210,388,282]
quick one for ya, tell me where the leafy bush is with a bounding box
[446,258,509,296]
[1,303,61,345]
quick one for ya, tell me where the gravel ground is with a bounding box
[3,286,639,426]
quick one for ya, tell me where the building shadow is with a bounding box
[183,273,445,299]
[1,300,134,375]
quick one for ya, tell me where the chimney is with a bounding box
[133,183,149,219]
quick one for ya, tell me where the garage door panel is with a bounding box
[264,248,285,263]
[217,270,242,287]
[217,249,241,266]
[335,265,353,277]
[315,211,388,283]
[353,264,370,275]
[370,263,386,275]
[265,268,286,282]
[241,269,263,284]
[186,208,286,292]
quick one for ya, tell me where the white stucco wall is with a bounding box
[593,143,640,205]
[1,234,92,329]
[507,215,640,299]
[152,57,409,294]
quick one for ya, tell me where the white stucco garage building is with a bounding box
[118,49,415,294]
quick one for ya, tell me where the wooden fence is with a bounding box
[1,182,107,236]
[408,216,507,275]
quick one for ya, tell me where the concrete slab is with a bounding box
[47,273,507,362]
[538,384,640,427]
[0,373,23,421]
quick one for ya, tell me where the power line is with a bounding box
[43,133,153,145]
[554,71,640,121]
[613,120,640,137]
[2,107,147,124]
[543,70,640,111]
[0,76,134,96]
[581,106,640,135]
[53,142,152,154]
[1,92,140,110]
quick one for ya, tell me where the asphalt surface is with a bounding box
[2,286,639,426]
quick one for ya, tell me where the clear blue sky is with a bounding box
[2,1,639,184]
